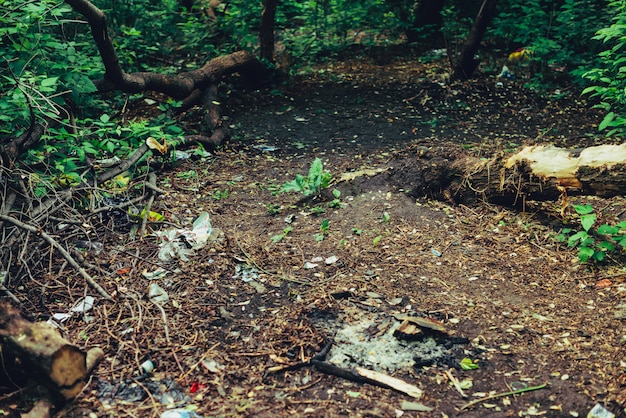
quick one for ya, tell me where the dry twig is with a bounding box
[0,214,113,301]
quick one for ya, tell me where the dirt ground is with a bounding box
[3,53,626,417]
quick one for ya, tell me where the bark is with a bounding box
[0,302,104,404]
[387,143,626,206]
[260,0,279,61]
[65,0,266,96]
[451,0,498,81]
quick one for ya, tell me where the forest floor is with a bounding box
[4,51,626,417]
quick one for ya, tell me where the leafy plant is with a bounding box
[556,204,626,263]
[581,0,626,136]
[212,189,230,200]
[266,203,283,215]
[314,218,330,242]
[329,189,344,208]
[490,0,608,91]
[280,158,332,197]
[460,358,479,371]
[310,205,326,216]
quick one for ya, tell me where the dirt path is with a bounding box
[6,55,626,417]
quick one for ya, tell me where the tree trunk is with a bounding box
[377,143,626,207]
[0,302,104,405]
[451,0,497,81]
[260,0,279,61]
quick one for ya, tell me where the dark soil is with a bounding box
[3,53,626,418]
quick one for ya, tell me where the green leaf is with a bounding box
[573,204,594,215]
[309,158,323,181]
[568,231,588,247]
[599,111,616,131]
[578,246,595,262]
[270,234,284,243]
[40,76,58,87]
[460,358,479,370]
[280,179,302,193]
[598,224,619,235]
[598,241,615,251]
[580,213,596,232]
[591,251,605,261]
[581,86,598,95]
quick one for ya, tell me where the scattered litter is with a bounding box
[200,358,224,373]
[50,296,96,324]
[284,214,296,223]
[140,359,155,374]
[97,377,189,406]
[75,240,104,254]
[142,267,168,280]
[401,401,433,412]
[189,382,206,393]
[303,262,318,269]
[247,280,266,294]
[587,404,615,418]
[148,283,169,304]
[161,408,202,418]
[252,144,278,152]
[94,156,121,168]
[233,264,260,282]
[325,255,338,265]
[173,150,191,161]
[430,248,442,257]
[155,212,222,262]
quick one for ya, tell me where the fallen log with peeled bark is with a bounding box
[380,143,626,207]
[453,143,626,206]
[0,302,103,406]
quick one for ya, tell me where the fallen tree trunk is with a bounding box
[459,143,626,203]
[0,302,104,405]
[380,143,626,206]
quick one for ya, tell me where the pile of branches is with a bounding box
[0,0,266,307]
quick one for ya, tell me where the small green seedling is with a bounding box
[271,226,293,243]
[212,189,230,200]
[460,358,479,370]
[281,157,332,197]
[267,203,282,215]
[314,219,330,241]
[310,205,326,216]
[329,189,344,208]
